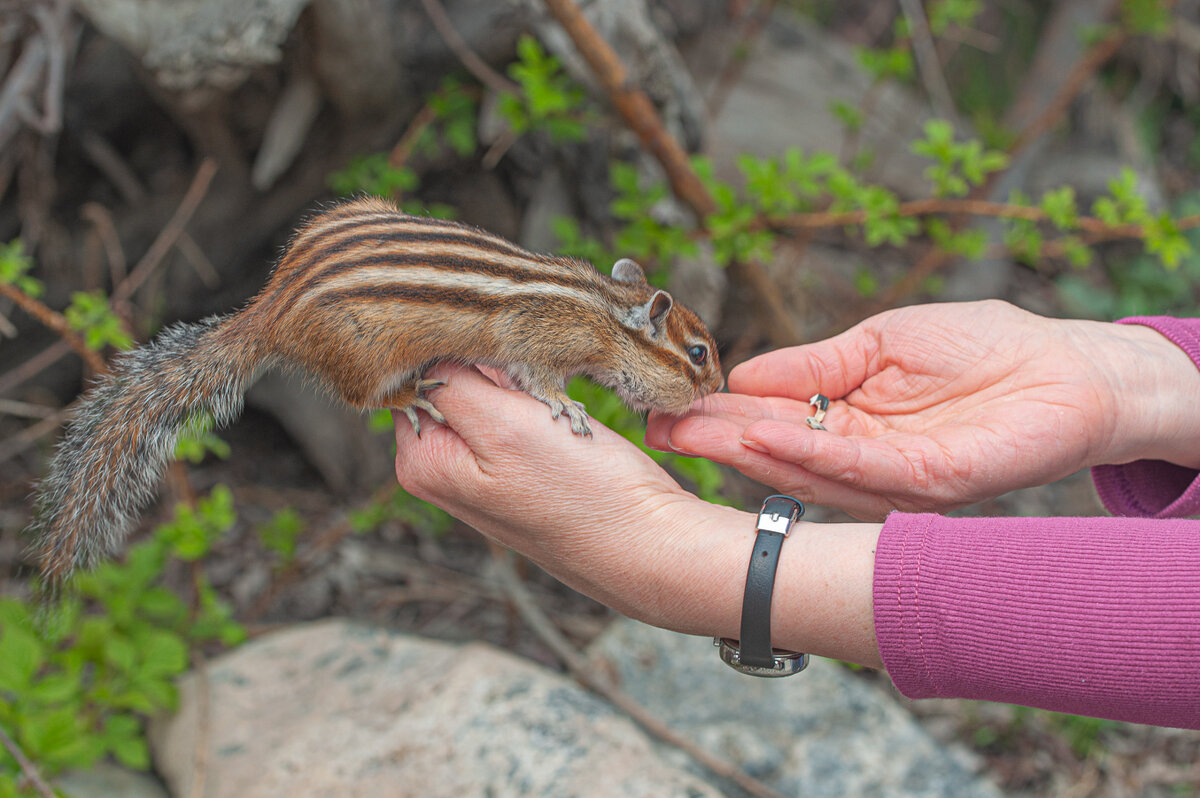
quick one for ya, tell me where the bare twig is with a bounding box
[0,719,55,798]
[186,652,211,798]
[0,8,48,150]
[898,0,959,124]
[0,279,107,373]
[705,0,777,118]
[113,158,218,304]
[417,0,519,95]
[79,131,146,204]
[854,6,1129,319]
[0,397,54,418]
[80,202,127,287]
[490,552,790,798]
[540,0,801,346]
[771,199,1200,238]
[0,403,71,464]
[0,339,70,396]
[1007,27,1127,160]
[388,100,440,170]
[21,0,69,136]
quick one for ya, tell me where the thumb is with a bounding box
[729,321,879,401]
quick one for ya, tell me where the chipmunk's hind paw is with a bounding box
[382,378,446,437]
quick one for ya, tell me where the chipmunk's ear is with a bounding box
[611,258,647,284]
[625,289,674,334]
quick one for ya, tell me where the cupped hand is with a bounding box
[392,363,748,633]
[648,300,1188,520]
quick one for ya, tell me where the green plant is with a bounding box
[350,488,454,537]
[0,488,244,792]
[566,378,726,504]
[174,411,232,464]
[62,292,133,352]
[416,76,480,159]
[256,508,306,564]
[328,153,418,200]
[0,241,43,298]
[498,35,589,142]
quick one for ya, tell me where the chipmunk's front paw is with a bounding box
[546,397,592,437]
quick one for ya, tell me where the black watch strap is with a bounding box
[739,524,788,666]
[715,494,809,677]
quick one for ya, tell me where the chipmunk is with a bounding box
[30,195,723,584]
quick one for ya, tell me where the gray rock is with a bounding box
[75,0,311,91]
[54,763,169,798]
[149,620,722,797]
[587,620,1004,798]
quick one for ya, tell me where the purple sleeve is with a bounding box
[874,514,1200,729]
[873,316,1200,729]
[1091,317,1200,517]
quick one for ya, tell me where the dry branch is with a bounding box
[857,5,1131,318]
[773,199,1200,239]
[113,159,218,304]
[541,0,801,346]
[0,280,106,374]
[418,0,519,96]
[0,719,55,798]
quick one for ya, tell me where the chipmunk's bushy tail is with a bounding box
[30,315,263,586]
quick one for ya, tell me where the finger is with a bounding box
[728,321,880,401]
[660,414,896,519]
[739,419,940,498]
[393,404,483,503]
[646,393,822,451]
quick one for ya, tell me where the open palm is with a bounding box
[648,301,1137,519]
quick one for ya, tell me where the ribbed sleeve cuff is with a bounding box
[1091,316,1200,518]
[874,512,1200,729]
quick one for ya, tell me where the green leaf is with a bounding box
[0,240,44,298]
[1144,212,1192,269]
[328,153,418,198]
[1121,0,1171,35]
[103,714,150,770]
[28,672,82,704]
[103,634,137,675]
[829,100,864,132]
[1040,186,1079,230]
[137,630,188,678]
[256,508,306,562]
[64,291,133,351]
[0,624,44,691]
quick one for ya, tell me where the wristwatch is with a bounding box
[715,494,809,677]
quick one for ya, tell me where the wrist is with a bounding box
[655,501,883,669]
[1089,321,1200,470]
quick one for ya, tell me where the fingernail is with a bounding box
[739,437,768,454]
[666,436,698,457]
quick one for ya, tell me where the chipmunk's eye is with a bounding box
[687,344,708,366]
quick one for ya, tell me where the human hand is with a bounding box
[648,300,1200,520]
[391,363,747,634]
[392,364,883,666]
